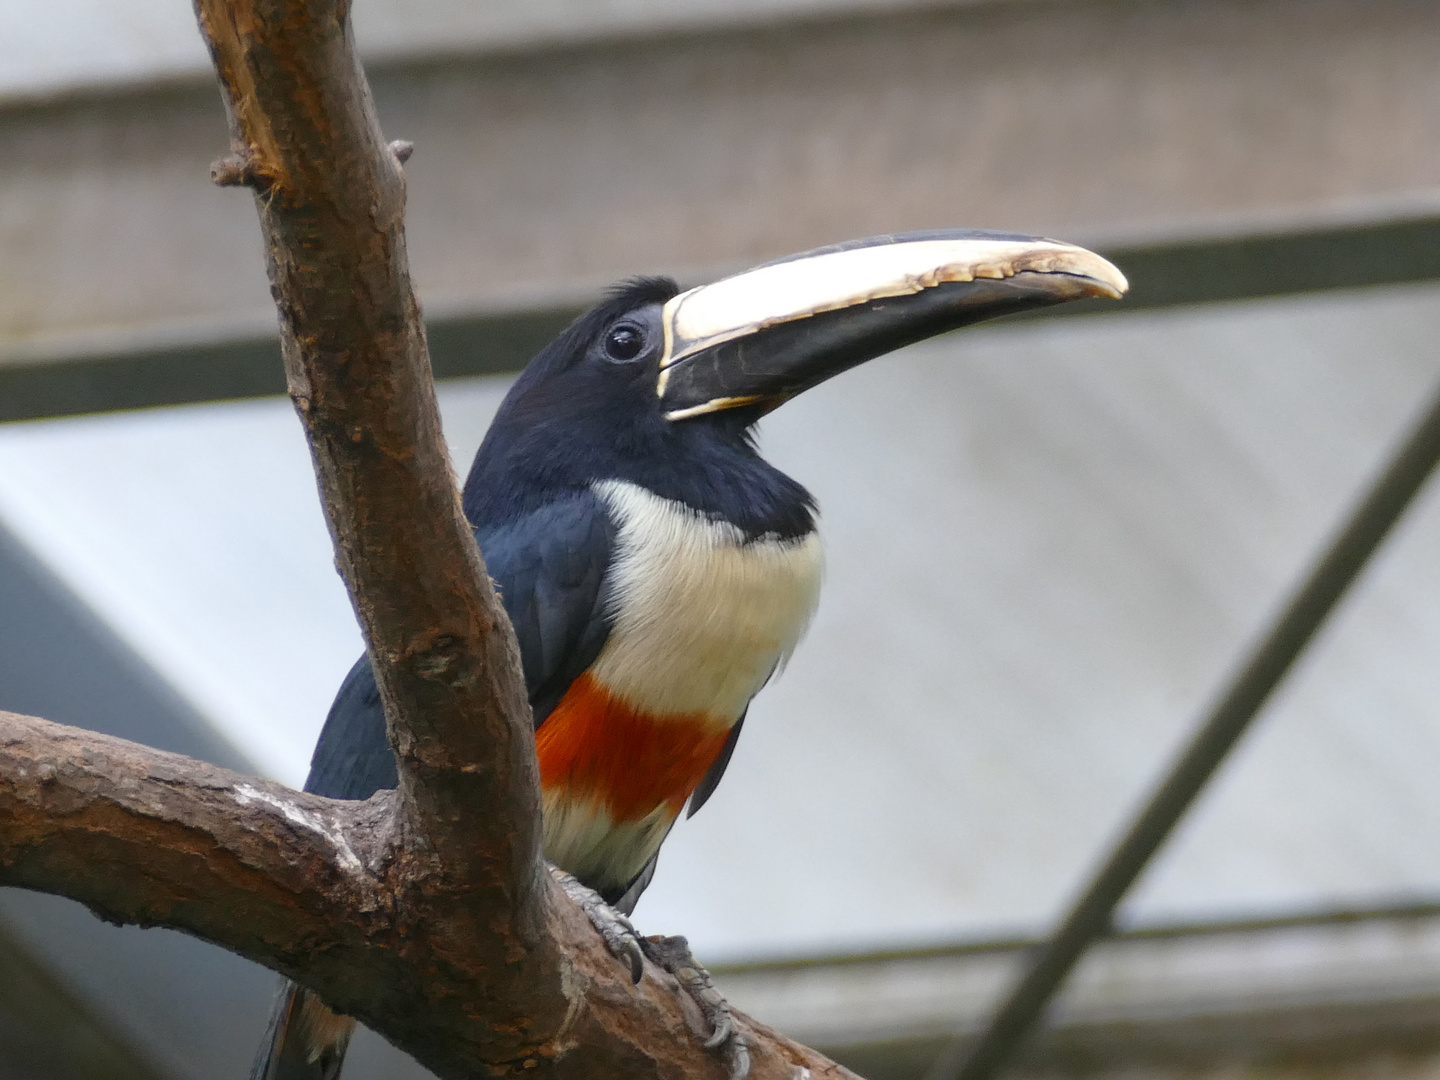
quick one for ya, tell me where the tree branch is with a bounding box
[192,0,578,1060]
[0,710,389,983]
[194,0,545,931]
[0,710,854,1079]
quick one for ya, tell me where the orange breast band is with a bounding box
[536,672,735,823]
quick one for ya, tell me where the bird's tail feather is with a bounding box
[251,979,356,1080]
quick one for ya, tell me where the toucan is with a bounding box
[252,229,1126,1080]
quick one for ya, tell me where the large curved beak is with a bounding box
[656,230,1127,421]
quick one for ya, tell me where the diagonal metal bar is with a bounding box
[927,375,1440,1080]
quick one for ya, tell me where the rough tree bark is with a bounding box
[0,2,859,1078]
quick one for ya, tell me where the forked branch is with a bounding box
[0,0,860,1077]
[0,709,851,1078]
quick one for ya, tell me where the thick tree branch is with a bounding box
[193,0,541,904]
[0,710,390,982]
[0,710,855,1080]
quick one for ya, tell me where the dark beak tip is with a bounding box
[1036,270,1128,303]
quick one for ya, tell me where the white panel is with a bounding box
[0,381,508,784]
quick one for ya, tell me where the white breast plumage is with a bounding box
[589,479,823,729]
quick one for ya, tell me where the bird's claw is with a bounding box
[643,934,750,1080]
[549,865,645,983]
[549,868,749,1078]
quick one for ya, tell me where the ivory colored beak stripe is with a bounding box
[654,230,1128,418]
[659,236,1128,374]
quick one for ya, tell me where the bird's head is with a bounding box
[463,230,1126,524]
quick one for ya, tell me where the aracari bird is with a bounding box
[253,230,1126,1080]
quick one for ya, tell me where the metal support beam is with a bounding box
[927,377,1440,1080]
[718,904,1440,1080]
[13,215,1440,421]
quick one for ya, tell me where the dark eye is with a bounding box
[603,322,646,362]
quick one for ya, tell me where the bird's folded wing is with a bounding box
[304,490,617,799]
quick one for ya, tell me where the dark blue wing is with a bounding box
[686,709,745,818]
[304,490,615,799]
[488,491,616,726]
[304,656,396,799]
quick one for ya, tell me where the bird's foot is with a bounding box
[548,867,749,1078]
[548,864,645,983]
[643,934,750,1080]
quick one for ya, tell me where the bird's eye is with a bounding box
[603,323,646,362]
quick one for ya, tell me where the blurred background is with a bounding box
[4,0,1440,1077]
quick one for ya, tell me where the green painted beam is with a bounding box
[0,308,575,424]
[6,217,1440,424]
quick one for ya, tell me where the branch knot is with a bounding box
[210,152,267,190]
